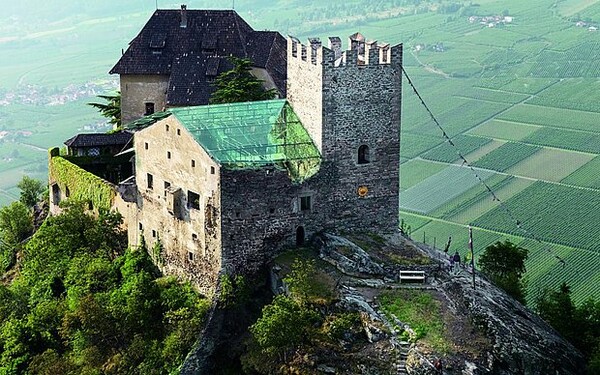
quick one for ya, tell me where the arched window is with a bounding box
[358,145,370,164]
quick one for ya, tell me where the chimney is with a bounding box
[180,4,188,28]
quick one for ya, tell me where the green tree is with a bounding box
[249,295,318,357]
[210,57,277,104]
[478,240,528,303]
[535,282,600,371]
[0,201,33,247]
[17,176,45,208]
[88,91,121,127]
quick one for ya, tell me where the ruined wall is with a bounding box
[120,75,169,124]
[133,116,222,295]
[287,37,402,234]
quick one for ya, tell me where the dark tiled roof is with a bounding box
[64,132,133,148]
[110,9,287,106]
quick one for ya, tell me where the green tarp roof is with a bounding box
[169,100,321,181]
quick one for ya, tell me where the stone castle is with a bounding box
[48,7,402,295]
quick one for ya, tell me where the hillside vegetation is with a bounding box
[0,202,209,374]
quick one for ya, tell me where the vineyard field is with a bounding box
[457,87,530,104]
[447,177,535,224]
[399,132,444,159]
[522,127,600,154]
[506,148,594,182]
[468,120,541,141]
[496,78,556,94]
[428,174,508,220]
[522,239,600,304]
[462,140,505,164]
[561,156,600,189]
[526,78,600,113]
[422,135,492,163]
[400,165,496,214]
[400,159,447,191]
[473,142,541,172]
[473,181,600,252]
[497,104,600,133]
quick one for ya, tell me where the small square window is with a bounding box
[144,142,149,150]
[269,208,275,214]
[235,212,241,218]
[300,196,312,212]
[188,251,195,261]
[177,129,181,136]
[152,230,157,238]
[147,173,154,190]
[145,102,155,115]
[188,191,200,210]
[192,233,198,240]
[210,166,215,174]
[191,160,196,168]
[167,151,171,159]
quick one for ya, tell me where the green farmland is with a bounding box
[391,0,600,304]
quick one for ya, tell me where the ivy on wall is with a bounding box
[48,149,116,211]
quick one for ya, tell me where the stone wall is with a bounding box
[286,38,324,152]
[120,75,169,124]
[220,166,329,275]
[286,37,402,234]
[132,115,222,295]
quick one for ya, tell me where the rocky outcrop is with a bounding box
[308,232,586,375]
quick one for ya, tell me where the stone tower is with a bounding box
[287,34,402,233]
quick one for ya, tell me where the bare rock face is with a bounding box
[312,232,587,375]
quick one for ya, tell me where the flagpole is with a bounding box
[469,226,475,290]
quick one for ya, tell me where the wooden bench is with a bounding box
[399,270,426,284]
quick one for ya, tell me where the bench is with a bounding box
[399,270,426,284]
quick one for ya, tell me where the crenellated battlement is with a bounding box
[288,33,401,68]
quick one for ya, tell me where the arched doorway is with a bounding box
[296,226,305,247]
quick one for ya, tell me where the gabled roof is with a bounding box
[169,100,321,182]
[64,132,133,148]
[110,9,287,106]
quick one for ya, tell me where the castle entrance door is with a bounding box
[296,226,305,247]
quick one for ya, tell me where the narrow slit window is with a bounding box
[147,173,154,190]
[191,160,196,168]
[167,151,171,159]
[358,145,370,164]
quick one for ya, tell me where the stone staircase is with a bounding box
[395,340,411,374]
